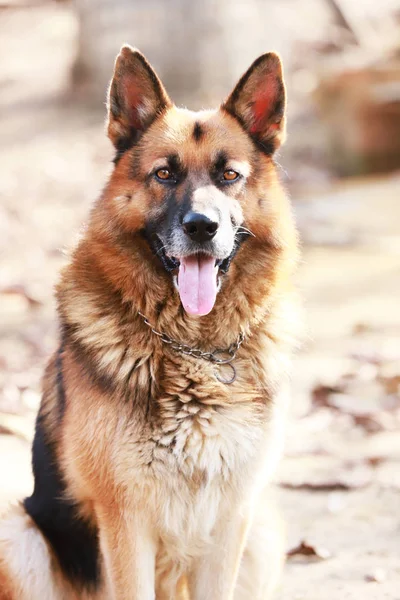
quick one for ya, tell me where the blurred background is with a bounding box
[1,1,400,598]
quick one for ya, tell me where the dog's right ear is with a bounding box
[107,45,171,153]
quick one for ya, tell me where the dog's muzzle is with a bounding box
[146,210,250,317]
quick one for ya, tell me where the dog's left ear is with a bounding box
[107,45,172,152]
[222,53,286,153]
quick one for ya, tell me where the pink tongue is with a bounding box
[177,255,218,316]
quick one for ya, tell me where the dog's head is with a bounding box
[105,46,288,317]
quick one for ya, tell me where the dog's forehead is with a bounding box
[141,106,254,168]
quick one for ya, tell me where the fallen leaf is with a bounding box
[378,374,400,395]
[353,414,386,433]
[311,384,343,408]
[367,456,386,467]
[0,425,13,435]
[365,568,386,583]
[309,371,400,434]
[287,540,332,562]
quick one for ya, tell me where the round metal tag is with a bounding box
[215,363,236,385]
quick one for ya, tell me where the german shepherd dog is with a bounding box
[0,46,299,599]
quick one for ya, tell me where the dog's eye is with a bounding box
[155,168,173,181]
[223,169,240,182]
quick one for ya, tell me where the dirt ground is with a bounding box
[1,4,400,599]
[277,175,400,599]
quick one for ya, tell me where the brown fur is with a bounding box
[0,46,299,599]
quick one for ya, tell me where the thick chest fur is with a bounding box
[151,396,266,480]
[145,395,269,556]
[63,347,284,557]
[128,354,269,473]
[102,357,271,487]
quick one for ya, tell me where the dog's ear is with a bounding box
[107,45,172,152]
[222,53,286,153]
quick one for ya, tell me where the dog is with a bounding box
[0,45,299,599]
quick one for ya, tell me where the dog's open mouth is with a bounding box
[153,241,226,316]
[149,234,243,317]
[176,254,219,316]
[157,247,222,316]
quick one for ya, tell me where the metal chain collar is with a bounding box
[137,311,245,384]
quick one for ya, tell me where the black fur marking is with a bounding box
[210,151,230,186]
[166,153,186,180]
[192,122,204,142]
[272,81,285,120]
[55,336,66,419]
[61,322,118,394]
[113,124,149,166]
[252,137,276,156]
[155,300,167,316]
[179,185,193,219]
[219,229,251,273]
[113,132,136,165]
[214,151,228,173]
[163,188,180,228]
[145,231,179,272]
[24,415,101,591]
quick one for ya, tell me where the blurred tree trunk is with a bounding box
[72,0,293,109]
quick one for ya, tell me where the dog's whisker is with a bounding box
[274,159,290,180]
[236,226,256,238]
[155,244,167,257]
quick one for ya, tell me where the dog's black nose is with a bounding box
[182,212,219,243]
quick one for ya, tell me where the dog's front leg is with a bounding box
[96,504,156,600]
[188,512,249,600]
